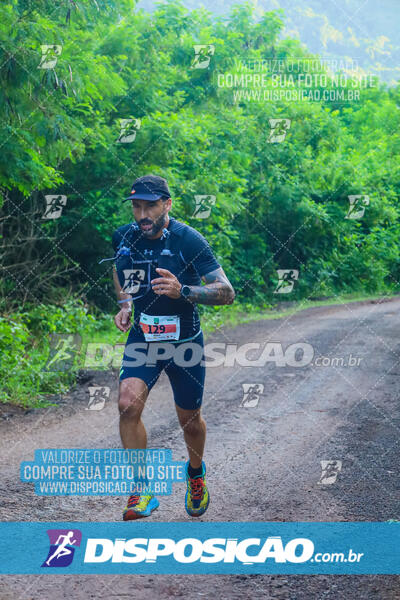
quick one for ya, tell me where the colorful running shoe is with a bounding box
[185,461,210,517]
[123,494,159,521]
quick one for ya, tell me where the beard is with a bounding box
[138,212,167,238]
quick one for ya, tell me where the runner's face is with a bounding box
[132,198,171,239]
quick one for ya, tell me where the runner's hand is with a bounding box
[151,268,181,299]
[114,307,132,332]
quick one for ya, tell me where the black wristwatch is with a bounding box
[180,284,191,299]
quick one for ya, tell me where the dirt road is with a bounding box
[1,298,399,599]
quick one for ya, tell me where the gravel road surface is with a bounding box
[1,298,399,599]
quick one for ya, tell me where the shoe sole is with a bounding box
[123,497,159,521]
[185,491,210,517]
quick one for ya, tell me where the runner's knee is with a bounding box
[179,411,204,436]
[118,379,148,421]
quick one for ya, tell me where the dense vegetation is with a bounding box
[1,0,400,406]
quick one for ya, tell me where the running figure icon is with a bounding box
[45,531,77,566]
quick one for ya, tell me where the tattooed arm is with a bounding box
[186,267,235,306]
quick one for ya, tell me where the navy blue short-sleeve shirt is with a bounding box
[112,216,221,340]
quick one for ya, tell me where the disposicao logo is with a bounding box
[42,529,82,567]
[83,536,314,564]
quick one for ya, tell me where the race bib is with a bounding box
[139,313,180,341]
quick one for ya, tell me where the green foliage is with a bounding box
[1,0,400,406]
[0,300,108,407]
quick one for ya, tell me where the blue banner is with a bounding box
[0,522,399,574]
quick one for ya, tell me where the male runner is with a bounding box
[112,175,235,520]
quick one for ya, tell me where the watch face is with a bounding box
[181,285,190,297]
